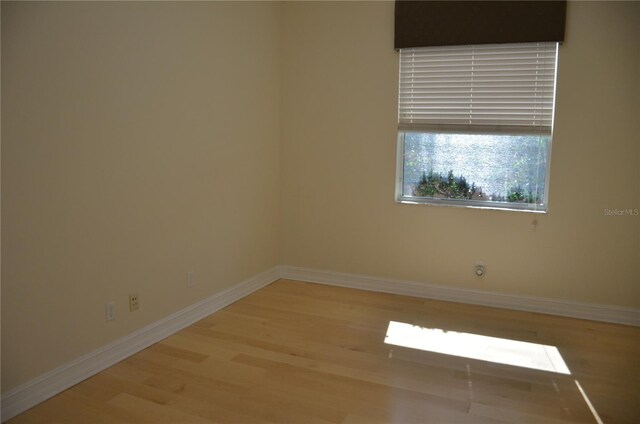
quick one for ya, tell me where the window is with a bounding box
[395,42,558,212]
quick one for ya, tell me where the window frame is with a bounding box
[394,43,559,213]
[395,131,553,213]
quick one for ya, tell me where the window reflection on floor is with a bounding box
[385,321,606,423]
[384,321,571,374]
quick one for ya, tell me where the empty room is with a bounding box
[1,1,638,423]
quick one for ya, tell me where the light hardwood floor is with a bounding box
[8,279,640,423]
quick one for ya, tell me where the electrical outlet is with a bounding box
[187,271,195,288]
[129,293,139,311]
[106,302,115,322]
[474,260,486,277]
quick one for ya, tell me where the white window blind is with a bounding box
[398,42,558,135]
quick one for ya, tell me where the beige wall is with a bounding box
[2,0,639,396]
[281,2,639,307]
[1,2,281,391]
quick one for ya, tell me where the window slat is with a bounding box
[398,42,558,133]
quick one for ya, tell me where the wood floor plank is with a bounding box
[106,392,211,423]
[7,279,640,423]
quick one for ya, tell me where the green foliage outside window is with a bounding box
[412,171,478,199]
[403,133,548,206]
[411,170,542,203]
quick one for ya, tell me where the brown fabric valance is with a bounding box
[395,1,566,49]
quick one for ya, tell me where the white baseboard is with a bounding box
[3,264,638,421]
[280,265,640,327]
[0,267,281,422]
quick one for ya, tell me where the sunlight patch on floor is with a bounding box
[385,321,571,375]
